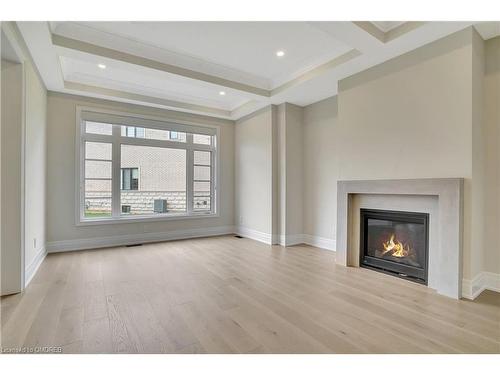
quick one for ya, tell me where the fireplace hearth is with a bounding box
[360,208,429,284]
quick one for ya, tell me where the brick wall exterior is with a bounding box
[84,128,211,215]
[85,191,186,214]
[85,191,212,214]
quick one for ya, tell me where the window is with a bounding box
[122,126,145,138]
[84,141,112,218]
[193,151,212,211]
[121,168,139,190]
[77,108,217,223]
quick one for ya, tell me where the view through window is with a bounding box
[79,110,217,222]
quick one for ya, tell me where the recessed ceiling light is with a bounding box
[276,50,285,57]
[219,91,226,96]
[98,63,106,69]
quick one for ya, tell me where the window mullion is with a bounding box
[79,122,86,222]
[186,133,194,215]
[210,149,216,214]
[111,125,121,218]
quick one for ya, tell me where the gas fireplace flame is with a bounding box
[381,234,411,258]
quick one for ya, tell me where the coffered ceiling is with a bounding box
[16,21,500,120]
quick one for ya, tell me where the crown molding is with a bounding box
[64,81,232,118]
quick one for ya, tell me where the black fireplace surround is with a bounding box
[360,208,429,284]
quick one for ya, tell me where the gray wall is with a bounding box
[235,106,275,236]
[1,60,24,295]
[483,36,500,274]
[301,28,499,280]
[46,93,234,244]
[24,61,47,278]
[277,103,303,239]
[303,96,338,241]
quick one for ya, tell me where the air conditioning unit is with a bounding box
[154,199,168,213]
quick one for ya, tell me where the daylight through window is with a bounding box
[78,109,217,222]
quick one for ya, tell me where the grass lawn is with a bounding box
[85,210,111,218]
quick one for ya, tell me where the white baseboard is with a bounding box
[236,226,274,245]
[46,226,235,253]
[462,271,500,300]
[235,228,336,251]
[302,234,336,251]
[25,246,47,287]
[46,225,337,255]
[278,234,304,247]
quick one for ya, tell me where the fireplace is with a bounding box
[360,208,429,284]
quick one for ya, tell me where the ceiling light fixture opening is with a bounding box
[219,91,226,96]
[98,63,106,69]
[276,50,285,57]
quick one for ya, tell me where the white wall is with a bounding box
[1,60,23,295]
[235,106,275,238]
[23,61,47,283]
[46,93,234,249]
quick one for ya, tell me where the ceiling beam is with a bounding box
[310,22,384,53]
[271,49,361,96]
[353,21,426,43]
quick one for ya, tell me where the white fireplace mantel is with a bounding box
[336,178,464,299]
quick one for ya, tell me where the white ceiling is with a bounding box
[16,21,500,120]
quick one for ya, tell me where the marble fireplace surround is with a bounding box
[336,178,464,299]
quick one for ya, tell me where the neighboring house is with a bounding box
[85,126,210,215]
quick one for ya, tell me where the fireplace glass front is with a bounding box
[360,209,429,284]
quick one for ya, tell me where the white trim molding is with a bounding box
[462,272,500,300]
[75,106,220,226]
[25,246,47,286]
[46,227,338,254]
[46,226,235,253]
[236,226,274,245]
[278,234,304,247]
[235,228,337,251]
[302,234,336,251]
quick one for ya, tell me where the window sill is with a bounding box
[76,212,219,226]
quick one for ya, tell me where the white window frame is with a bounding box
[75,106,220,226]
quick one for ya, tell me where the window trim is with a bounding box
[75,106,220,226]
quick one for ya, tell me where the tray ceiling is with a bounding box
[16,21,498,120]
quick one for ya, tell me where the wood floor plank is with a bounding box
[106,294,140,353]
[2,235,499,353]
[54,306,84,347]
[82,317,113,353]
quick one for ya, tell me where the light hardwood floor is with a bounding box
[1,235,499,353]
